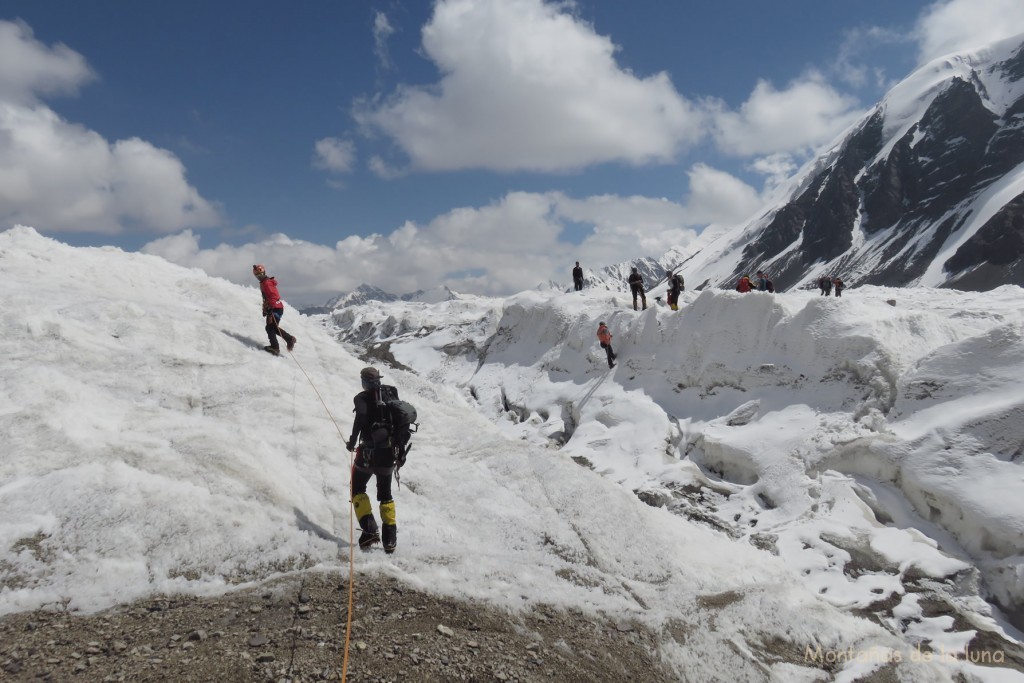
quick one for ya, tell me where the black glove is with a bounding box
[346,439,355,452]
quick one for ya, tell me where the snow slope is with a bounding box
[2,226,1022,681]
[330,276,1024,679]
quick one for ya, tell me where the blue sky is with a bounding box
[2,0,1024,305]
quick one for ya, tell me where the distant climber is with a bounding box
[667,271,684,311]
[253,264,297,356]
[736,275,753,293]
[572,261,584,291]
[627,268,647,310]
[755,270,775,293]
[596,322,616,369]
[833,277,844,297]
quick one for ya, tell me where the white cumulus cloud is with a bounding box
[0,19,219,235]
[915,0,1024,63]
[708,74,864,157]
[142,181,771,307]
[682,164,763,226]
[355,0,702,173]
[0,20,94,104]
[313,137,356,174]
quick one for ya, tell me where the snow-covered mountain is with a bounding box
[302,283,460,314]
[677,34,1024,293]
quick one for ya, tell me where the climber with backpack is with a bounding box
[345,366,417,553]
[666,271,684,311]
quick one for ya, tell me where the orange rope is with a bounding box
[284,347,357,682]
[342,464,356,680]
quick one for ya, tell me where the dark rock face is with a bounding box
[860,77,999,236]
[944,192,1024,289]
[861,115,917,234]
[720,39,1024,292]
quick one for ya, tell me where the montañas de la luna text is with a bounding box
[805,644,1005,665]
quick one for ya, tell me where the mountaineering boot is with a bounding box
[286,334,297,352]
[357,515,380,550]
[380,500,397,554]
[264,346,281,356]
[353,493,380,550]
[382,524,397,554]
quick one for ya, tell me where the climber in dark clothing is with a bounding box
[667,271,684,310]
[627,267,647,311]
[572,262,584,291]
[346,366,401,553]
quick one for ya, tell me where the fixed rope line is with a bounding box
[282,346,357,682]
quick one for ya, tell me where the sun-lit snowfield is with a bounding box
[3,226,1023,681]
[332,259,1024,680]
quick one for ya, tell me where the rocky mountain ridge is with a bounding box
[676,34,1024,293]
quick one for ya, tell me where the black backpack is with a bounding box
[373,385,419,460]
